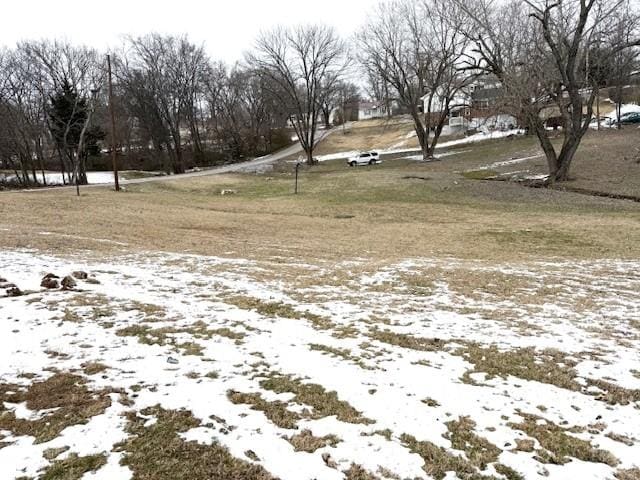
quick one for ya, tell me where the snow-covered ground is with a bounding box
[0,172,117,185]
[1,249,639,479]
[0,171,168,186]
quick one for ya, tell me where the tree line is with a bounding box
[0,30,357,187]
[1,0,639,188]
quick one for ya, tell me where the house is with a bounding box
[419,77,519,132]
[357,101,389,120]
[420,88,470,132]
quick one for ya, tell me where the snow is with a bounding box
[604,103,640,120]
[1,171,117,185]
[314,129,524,162]
[0,249,639,479]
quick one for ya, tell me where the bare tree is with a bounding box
[247,25,348,165]
[22,40,101,185]
[319,80,360,129]
[359,0,474,160]
[457,0,640,183]
[201,62,290,160]
[119,34,209,174]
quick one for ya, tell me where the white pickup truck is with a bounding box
[347,151,382,167]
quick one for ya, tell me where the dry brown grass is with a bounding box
[309,118,419,157]
[287,429,341,452]
[457,344,580,390]
[343,464,382,480]
[1,131,638,267]
[117,406,276,480]
[509,413,618,467]
[224,296,334,330]
[444,416,502,470]
[370,329,447,352]
[400,433,500,480]
[259,373,373,425]
[227,390,300,429]
[81,362,108,375]
[40,453,107,480]
[0,373,114,443]
[616,468,640,480]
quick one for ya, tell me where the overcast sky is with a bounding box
[0,0,383,64]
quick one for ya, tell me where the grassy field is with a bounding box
[1,127,640,480]
[1,129,639,263]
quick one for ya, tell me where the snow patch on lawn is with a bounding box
[0,250,639,479]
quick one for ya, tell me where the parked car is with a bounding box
[612,111,640,126]
[348,151,381,166]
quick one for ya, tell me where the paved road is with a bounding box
[8,126,346,193]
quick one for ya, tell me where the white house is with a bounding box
[357,101,389,120]
[420,88,470,130]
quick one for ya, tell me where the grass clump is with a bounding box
[605,432,635,447]
[309,343,372,370]
[82,362,108,376]
[509,413,618,466]
[457,344,580,391]
[0,373,113,443]
[400,434,499,480]
[343,464,381,479]
[616,469,640,480]
[287,429,341,452]
[40,453,106,480]
[444,416,501,470]
[117,406,276,479]
[260,373,373,425]
[227,391,300,429]
[226,296,335,330]
[585,378,640,406]
[370,329,446,352]
[457,344,640,406]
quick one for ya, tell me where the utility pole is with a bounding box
[107,54,120,191]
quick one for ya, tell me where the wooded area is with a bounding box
[1,0,638,187]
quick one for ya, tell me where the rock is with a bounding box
[321,452,337,469]
[61,276,77,290]
[244,450,260,461]
[41,274,60,289]
[167,357,179,365]
[0,277,7,283]
[0,282,16,289]
[6,287,23,297]
[85,278,101,285]
[72,271,88,280]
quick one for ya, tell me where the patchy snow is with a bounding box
[401,149,472,161]
[604,103,640,120]
[1,172,117,185]
[314,129,524,162]
[472,154,545,172]
[0,249,639,479]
